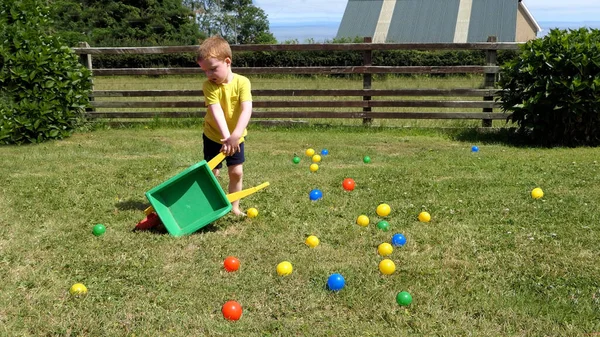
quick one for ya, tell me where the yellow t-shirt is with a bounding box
[202,74,252,144]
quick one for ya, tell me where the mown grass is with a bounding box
[1,125,599,336]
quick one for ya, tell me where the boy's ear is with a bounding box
[225,57,232,66]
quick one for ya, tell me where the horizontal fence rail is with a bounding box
[75,38,517,125]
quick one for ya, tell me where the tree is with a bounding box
[192,0,276,44]
[49,0,204,46]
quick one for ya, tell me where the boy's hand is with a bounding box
[221,134,241,156]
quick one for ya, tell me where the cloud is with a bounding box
[255,0,347,24]
[524,0,600,21]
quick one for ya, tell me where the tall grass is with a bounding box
[1,125,599,336]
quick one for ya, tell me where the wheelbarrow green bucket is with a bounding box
[145,153,269,237]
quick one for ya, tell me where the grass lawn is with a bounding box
[1,125,599,336]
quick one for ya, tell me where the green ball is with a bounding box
[396,291,412,306]
[363,156,371,164]
[92,224,106,237]
[377,220,390,231]
[292,156,301,164]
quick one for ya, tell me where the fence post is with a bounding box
[78,42,95,112]
[482,36,497,127]
[362,37,372,125]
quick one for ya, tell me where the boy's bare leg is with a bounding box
[212,168,220,177]
[228,164,244,215]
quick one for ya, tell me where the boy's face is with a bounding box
[198,57,231,85]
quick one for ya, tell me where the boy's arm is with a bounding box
[222,77,252,155]
[223,101,252,153]
[207,103,233,154]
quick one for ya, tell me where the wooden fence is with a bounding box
[73,37,521,126]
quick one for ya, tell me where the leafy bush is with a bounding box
[498,28,600,147]
[0,0,92,145]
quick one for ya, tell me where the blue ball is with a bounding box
[327,273,345,291]
[391,233,406,247]
[309,189,323,201]
[321,149,329,155]
[471,146,479,152]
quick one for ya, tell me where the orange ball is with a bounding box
[222,300,243,320]
[223,256,240,272]
[342,178,355,191]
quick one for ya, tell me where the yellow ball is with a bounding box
[376,203,391,217]
[531,187,544,199]
[418,211,431,223]
[247,207,259,218]
[309,163,319,172]
[379,259,396,275]
[377,242,393,256]
[305,235,320,248]
[356,215,369,227]
[305,148,315,157]
[312,154,322,163]
[69,283,88,296]
[276,261,293,276]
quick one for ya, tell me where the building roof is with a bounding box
[336,0,540,43]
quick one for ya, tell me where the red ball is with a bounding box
[342,178,356,191]
[222,300,243,321]
[223,256,240,272]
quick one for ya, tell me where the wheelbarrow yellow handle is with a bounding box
[144,206,155,215]
[207,152,226,171]
[227,182,270,203]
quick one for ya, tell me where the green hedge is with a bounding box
[89,49,518,69]
[0,0,92,145]
[499,28,600,147]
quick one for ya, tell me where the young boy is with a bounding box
[197,36,252,216]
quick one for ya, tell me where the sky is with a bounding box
[254,0,600,42]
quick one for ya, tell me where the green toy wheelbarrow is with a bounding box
[136,152,269,236]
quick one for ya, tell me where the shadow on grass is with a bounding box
[449,127,535,147]
[115,199,150,212]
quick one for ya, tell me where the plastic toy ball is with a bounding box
[531,187,544,199]
[376,203,391,217]
[276,261,293,276]
[363,156,371,164]
[247,207,259,218]
[391,233,406,247]
[309,163,319,172]
[378,242,394,256]
[342,178,355,191]
[224,256,240,272]
[379,259,396,275]
[309,189,323,201]
[327,273,346,291]
[356,215,369,227]
[377,220,390,231]
[222,300,243,321]
[292,156,301,164]
[305,235,320,248]
[396,291,413,306]
[92,224,106,237]
[321,149,329,155]
[69,283,88,296]
[312,154,322,163]
[471,145,479,152]
[418,211,431,223]
[305,148,315,157]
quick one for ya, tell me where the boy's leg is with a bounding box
[228,164,244,215]
[225,141,245,215]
